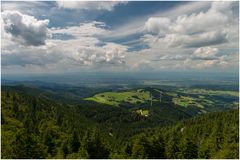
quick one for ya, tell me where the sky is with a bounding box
[1,1,239,74]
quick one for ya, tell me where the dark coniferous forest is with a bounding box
[1,83,239,159]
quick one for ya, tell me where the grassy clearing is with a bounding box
[135,109,150,116]
[173,96,204,108]
[167,92,178,97]
[178,88,239,97]
[84,90,151,106]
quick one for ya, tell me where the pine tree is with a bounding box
[13,102,19,115]
[80,129,110,159]
[124,142,132,157]
[23,114,37,133]
[198,144,211,159]
[1,112,5,124]
[69,130,81,153]
[31,97,37,114]
[11,129,46,158]
[6,92,10,98]
[131,135,149,158]
[43,128,58,156]
[148,135,165,158]
[12,94,19,117]
[61,140,69,158]
[165,134,180,158]
[179,138,198,159]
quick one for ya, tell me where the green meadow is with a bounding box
[85,89,151,106]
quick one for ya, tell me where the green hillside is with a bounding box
[114,109,239,159]
[84,87,238,116]
[1,87,189,158]
[84,89,151,106]
[1,86,239,159]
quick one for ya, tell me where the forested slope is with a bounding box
[115,109,239,159]
[1,87,239,159]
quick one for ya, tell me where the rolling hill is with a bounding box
[1,84,239,158]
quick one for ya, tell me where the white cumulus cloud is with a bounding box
[143,1,236,49]
[56,1,127,11]
[144,17,171,35]
[67,42,127,66]
[2,10,49,46]
[50,21,109,38]
[192,47,219,60]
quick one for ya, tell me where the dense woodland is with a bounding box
[1,86,239,159]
